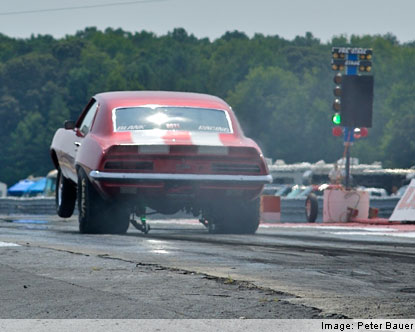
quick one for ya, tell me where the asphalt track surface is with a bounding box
[1,215,415,319]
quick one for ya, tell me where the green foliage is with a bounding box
[5,112,50,183]
[381,82,415,167]
[0,28,414,185]
[228,66,303,159]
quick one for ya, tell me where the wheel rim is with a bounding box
[58,173,64,207]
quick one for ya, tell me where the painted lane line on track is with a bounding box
[0,241,20,247]
[143,219,415,237]
[386,232,415,238]
[332,231,415,238]
[260,222,415,231]
[260,224,397,231]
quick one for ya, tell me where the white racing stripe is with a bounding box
[131,130,166,145]
[0,241,20,247]
[130,131,231,156]
[131,131,225,146]
[190,132,223,146]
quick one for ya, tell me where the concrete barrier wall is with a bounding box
[0,197,57,215]
[0,196,400,222]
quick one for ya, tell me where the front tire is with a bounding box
[56,169,76,218]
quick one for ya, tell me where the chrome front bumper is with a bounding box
[90,170,272,184]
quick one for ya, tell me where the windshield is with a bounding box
[114,106,232,133]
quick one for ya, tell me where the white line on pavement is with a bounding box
[0,241,20,247]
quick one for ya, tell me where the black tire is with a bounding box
[207,197,260,234]
[103,203,130,234]
[305,193,318,223]
[77,169,130,234]
[56,169,76,218]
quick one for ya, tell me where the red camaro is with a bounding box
[50,91,271,234]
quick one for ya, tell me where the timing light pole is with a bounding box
[344,52,357,188]
[331,47,374,189]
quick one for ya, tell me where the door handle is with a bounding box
[74,142,81,147]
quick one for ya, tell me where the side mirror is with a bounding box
[64,120,75,130]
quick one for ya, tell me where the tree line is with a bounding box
[0,28,414,185]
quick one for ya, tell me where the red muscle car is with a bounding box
[50,91,271,234]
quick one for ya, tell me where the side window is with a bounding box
[79,101,98,135]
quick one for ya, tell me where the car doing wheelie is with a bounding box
[50,91,272,234]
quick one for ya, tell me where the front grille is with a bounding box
[104,161,153,170]
[211,163,261,173]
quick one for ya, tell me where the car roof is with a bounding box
[94,91,231,111]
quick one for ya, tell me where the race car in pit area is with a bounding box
[50,91,272,234]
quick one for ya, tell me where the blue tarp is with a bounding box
[7,178,47,197]
[7,179,35,196]
[25,178,47,196]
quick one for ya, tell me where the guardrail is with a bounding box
[0,196,400,222]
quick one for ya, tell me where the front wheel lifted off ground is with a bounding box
[77,168,129,234]
[56,169,76,218]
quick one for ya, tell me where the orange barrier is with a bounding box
[260,195,281,223]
